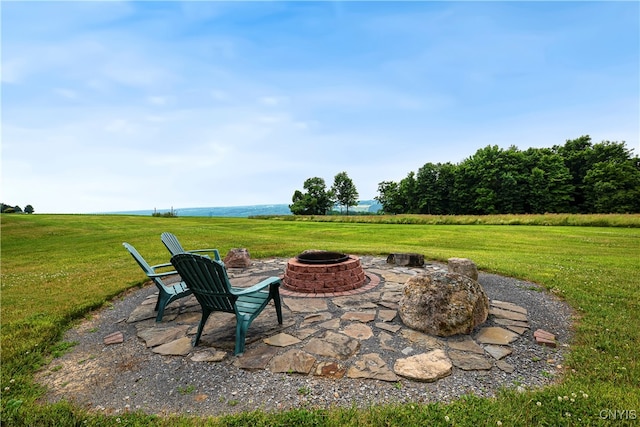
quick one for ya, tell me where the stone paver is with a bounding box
[233,345,278,370]
[347,353,398,382]
[393,349,452,382]
[476,327,519,345]
[284,298,328,313]
[120,256,546,386]
[484,345,513,360]
[268,349,316,374]
[378,310,397,322]
[191,349,227,362]
[315,361,346,378]
[448,350,492,371]
[341,311,376,322]
[342,323,374,340]
[447,337,485,354]
[151,337,193,356]
[401,329,446,349]
[489,307,528,322]
[264,332,301,347]
[491,300,528,315]
[138,325,190,348]
[304,331,360,360]
[376,322,402,333]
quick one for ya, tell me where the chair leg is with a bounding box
[272,285,283,325]
[235,317,250,355]
[193,309,212,346]
[155,292,170,322]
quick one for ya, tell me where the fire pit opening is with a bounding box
[283,250,366,294]
[296,251,350,264]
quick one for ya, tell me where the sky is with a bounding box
[2,1,639,214]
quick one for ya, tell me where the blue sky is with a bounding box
[2,1,638,214]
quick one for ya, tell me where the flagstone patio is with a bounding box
[37,256,573,416]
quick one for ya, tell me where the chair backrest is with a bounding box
[161,232,185,256]
[123,242,154,276]
[123,242,167,288]
[170,253,236,313]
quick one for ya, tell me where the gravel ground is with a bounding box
[36,258,574,417]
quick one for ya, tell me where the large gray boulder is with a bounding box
[398,272,489,337]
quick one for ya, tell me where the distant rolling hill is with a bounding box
[104,200,382,217]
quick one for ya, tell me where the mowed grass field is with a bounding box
[1,213,639,426]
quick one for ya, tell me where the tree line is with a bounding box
[375,136,640,215]
[1,203,34,214]
[291,136,639,216]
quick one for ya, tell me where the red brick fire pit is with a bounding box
[283,250,366,294]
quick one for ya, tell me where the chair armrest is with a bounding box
[148,270,179,278]
[231,277,281,296]
[149,262,174,270]
[188,249,221,261]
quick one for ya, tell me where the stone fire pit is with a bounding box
[283,250,366,294]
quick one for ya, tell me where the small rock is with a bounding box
[223,248,251,268]
[535,336,557,348]
[104,331,124,345]
[401,347,414,355]
[534,329,557,347]
[533,329,556,340]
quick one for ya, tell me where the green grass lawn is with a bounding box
[1,214,639,426]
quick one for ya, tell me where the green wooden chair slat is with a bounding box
[161,232,221,261]
[122,243,192,322]
[170,252,283,355]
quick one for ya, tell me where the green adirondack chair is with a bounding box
[161,232,221,261]
[170,252,283,355]
[123,242,192,322]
